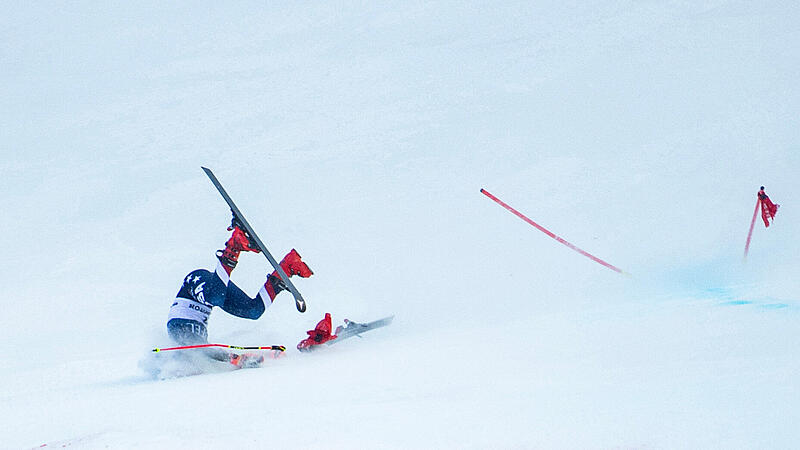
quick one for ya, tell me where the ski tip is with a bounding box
[480,188,485,193]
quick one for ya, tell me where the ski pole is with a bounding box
[743,198,760,259]
[480,188,629,275]
[153,344,286,353]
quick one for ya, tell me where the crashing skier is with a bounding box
[166,219,313,368]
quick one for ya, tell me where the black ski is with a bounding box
[202,167,307,313]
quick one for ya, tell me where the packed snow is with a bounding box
[1,1,798,448]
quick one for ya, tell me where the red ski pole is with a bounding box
[152,344,286,352]
[743,198,760,259]
[480,188,629,275]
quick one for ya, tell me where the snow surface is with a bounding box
[2,1,799,448]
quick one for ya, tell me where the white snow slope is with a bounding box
[1,1,799,448]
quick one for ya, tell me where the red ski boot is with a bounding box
[262,249,313,300]
[278,249,313,278]
[216,225,261,273]
[297,313,337,351]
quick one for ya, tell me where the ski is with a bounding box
[202,167,308,312]
[329,315,394,345]
[297,315,394,352]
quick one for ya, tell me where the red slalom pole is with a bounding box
[152,344,286,353]
[743,198,760,259]
[480,188,628,275]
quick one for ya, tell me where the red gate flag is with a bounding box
[758,186,779,228]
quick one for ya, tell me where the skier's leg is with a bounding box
[220,249,314,319]
[262,249,314,300]
[220,282,266,320]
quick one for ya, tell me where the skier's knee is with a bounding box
[250,302,265,319]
